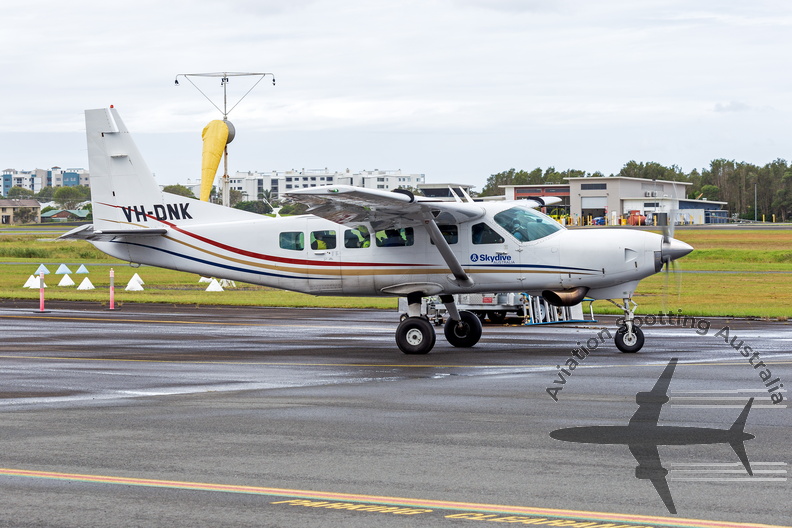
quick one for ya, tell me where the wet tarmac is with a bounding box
[0,301,789,527]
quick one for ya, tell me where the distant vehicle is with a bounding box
[62,107,693,354]
[627,210,646,226]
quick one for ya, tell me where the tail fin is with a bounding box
[729,398,755,475]
[85,107,255,231]
[85,107,164,231]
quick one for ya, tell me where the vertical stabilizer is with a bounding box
[85,107,164,231]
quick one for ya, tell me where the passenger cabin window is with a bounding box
[344,226,371,248]
[430,225,458,245]
[471,223,504,245]
[494,206,562,242]
[375,227,414,247]
[279,231,304,251]
[310,230,337,250]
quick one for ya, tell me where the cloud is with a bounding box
[714,101,751,113]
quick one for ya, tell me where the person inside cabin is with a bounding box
[511,220,530,242]
[381,229,404,247]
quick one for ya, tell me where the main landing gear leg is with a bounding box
[395,292,436,355]
[610,297,644,353]
[440,294,482,348]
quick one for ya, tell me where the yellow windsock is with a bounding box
[200,120,231,201]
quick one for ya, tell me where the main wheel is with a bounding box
[615,325,644,353]
[444,310,483,348]
[396,317,436,354]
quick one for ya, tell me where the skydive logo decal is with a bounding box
[470,253,512,263]
[121,203,192,223]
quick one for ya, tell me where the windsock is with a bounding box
[200,119,235,201]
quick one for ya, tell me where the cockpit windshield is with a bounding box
[494,206,562,242]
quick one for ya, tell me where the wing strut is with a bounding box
[421,212,473,288]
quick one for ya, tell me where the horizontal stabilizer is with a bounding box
[521,196,562,207]
[59,224,167,241]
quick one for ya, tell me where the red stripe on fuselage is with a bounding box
[98,202,430,268]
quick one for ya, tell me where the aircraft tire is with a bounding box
[396,317,436,354]
[444,310,483,348]
[615,325,644,353]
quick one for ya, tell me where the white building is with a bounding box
[174,169,426,202]
[2,167,90,196]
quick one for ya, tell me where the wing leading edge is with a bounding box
[285,185,487,231]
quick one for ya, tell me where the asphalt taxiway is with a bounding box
[0,301,789,527]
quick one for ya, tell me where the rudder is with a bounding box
[85,107,164,231]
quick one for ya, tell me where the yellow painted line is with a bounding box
[0,468,786,528]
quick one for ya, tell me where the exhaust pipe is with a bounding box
[542,286,590,307]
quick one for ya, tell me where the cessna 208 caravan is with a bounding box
[62,107,693,354]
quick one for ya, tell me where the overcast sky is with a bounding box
[1,0,790,189]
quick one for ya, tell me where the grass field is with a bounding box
[622,228,792,318]
[1,226,790,318]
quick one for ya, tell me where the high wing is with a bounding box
[284,185,561,230]
[629,358,677,427]
[284,185,487,231]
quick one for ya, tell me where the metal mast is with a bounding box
[174,72,275,206]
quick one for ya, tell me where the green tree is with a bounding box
[698,185,720,201]
[278,203,309,215]
[14,207,38,224]
[479,167,585,197]
[53,186,87,209]
[771,169,792,221]
[258,189,273,203]
[162,184,197,199]
[7,186,34,199]
[234,200,272,214]
[229,189,245,207]
[36,186,55,202]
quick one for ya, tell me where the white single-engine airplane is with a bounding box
[62,107,693,354]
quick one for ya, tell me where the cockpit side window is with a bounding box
[494,206,562,242]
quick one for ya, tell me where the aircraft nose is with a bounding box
[662,237,693,263]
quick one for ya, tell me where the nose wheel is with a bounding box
[615,324,644,353]
[609,297,645,353]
